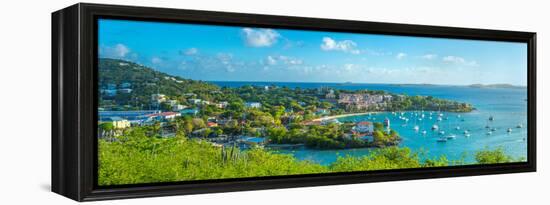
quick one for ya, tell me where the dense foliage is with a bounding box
[98,128,518,186]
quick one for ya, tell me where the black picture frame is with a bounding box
[52,3,536,202]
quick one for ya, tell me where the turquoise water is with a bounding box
[211,82,528,165]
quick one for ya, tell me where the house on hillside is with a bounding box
[172,104,188,111]
[245,102,261,109]
[151,94,167,104]
[180,108,199,116]
[188,98,202,104]
[216,101,229,109]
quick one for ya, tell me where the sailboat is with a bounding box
[446,134,456,140]
[516,123,523,128]
[507,128,513,133]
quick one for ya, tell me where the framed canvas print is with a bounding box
[52,3,536,201]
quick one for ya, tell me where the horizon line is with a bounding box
[203,79,527,88]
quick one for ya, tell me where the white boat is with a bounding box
[507,128,513,133]
[516,124,523,128]
[439,130,445,135]
[437,117,443,121]
[465,133,471,137]
[455,126,461,130]
[421,130,427,135]
[432,124,439,130]
[463,130,469,134]
[446,134,456,140]
[486,131,492,135]
[413,125,419,131]
[491,128,497,131]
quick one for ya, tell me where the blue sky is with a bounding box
[99,19,527,86]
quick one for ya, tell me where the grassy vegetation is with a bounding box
[98,128,520,186]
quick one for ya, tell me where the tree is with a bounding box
[192,118,206,129]
[373,122,384,131]
[475,147,512,164]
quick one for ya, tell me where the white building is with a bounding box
[355,121,374,133]
[151,94,166,104]
[188,98,202,104]
[245,102,262,108]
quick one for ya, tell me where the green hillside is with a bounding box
[99,58,219,110]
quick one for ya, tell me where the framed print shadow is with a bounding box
[52,3,536,201]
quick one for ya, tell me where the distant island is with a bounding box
[468,84,526,89]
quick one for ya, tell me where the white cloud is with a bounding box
[241,28,280,47]
[421,54,437,60]
[151,57,163,64]
[396,52,407,60]
[443,55,478,66]
[266,56,277,65]
[100,43,130,58]
[264,55,303,66]
[217,53,235,72]
[182,48,198,55]
[320,37,360,54]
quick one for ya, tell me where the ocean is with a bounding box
[210,81,528,165]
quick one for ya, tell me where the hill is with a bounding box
[99,58,219,110]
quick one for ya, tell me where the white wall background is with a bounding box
[0,0,547,204]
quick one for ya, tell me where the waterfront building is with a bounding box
[99,110,159,121]
[108,117,131,129]
[146,112,181,121]
[316,108,329,116]
[338,93,393,110]
[355,121,374,134]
